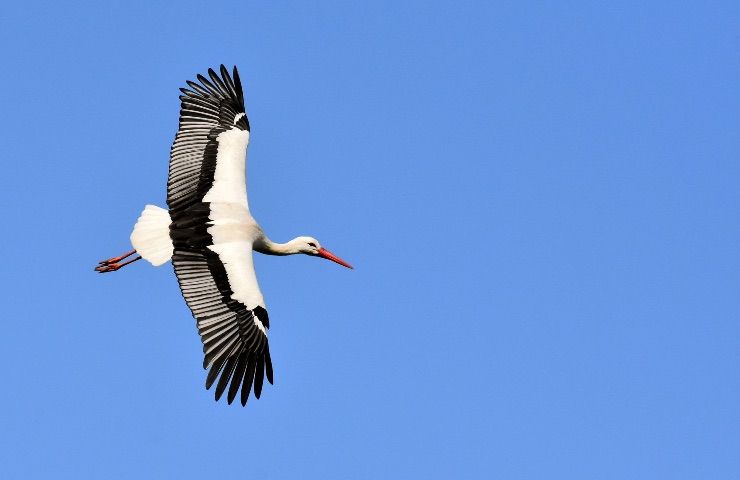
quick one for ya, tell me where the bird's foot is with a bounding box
[95,263,122,273]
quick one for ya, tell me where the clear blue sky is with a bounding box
[1,1,738,478]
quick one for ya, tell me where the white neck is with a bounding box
[253,236,303,256]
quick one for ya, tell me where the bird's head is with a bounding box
[293,236,353,269]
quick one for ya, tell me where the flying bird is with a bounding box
[96,65,352,406]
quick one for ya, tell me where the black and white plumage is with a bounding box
[98,65,352,407]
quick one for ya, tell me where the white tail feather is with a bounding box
[130,205,173,266]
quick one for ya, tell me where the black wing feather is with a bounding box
[265,344,274,385]
[227,352,249,404]
[205,352,229,390]
[254,356,265,399]
[214,354,238,401]
[241,355,257,406]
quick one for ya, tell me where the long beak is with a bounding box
[317,248,353,269]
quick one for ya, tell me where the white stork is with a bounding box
[96,65,352,406]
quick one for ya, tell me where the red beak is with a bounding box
[317,248,353,269]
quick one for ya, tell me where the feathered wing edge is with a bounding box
[178,65,249,131]
[202,306,274,406]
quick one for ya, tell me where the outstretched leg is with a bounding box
[95,250,142,273]
[98,250,136,265]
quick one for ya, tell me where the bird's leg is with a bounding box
[95,250,142,273]
[98,249,137,265]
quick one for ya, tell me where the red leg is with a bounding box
[98,250,136,265]
[95,255,142,273]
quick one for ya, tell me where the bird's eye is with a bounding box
[307,242,316,248]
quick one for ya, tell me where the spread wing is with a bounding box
[167,66,273,406]
[172,247,273,406]
[167,65,251,214]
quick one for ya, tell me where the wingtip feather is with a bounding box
[241,356,257,406]
[265,347,274,385]
[214,356,238,401]
[254,356,265,399]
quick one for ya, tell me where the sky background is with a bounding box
[0,1,738,478]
